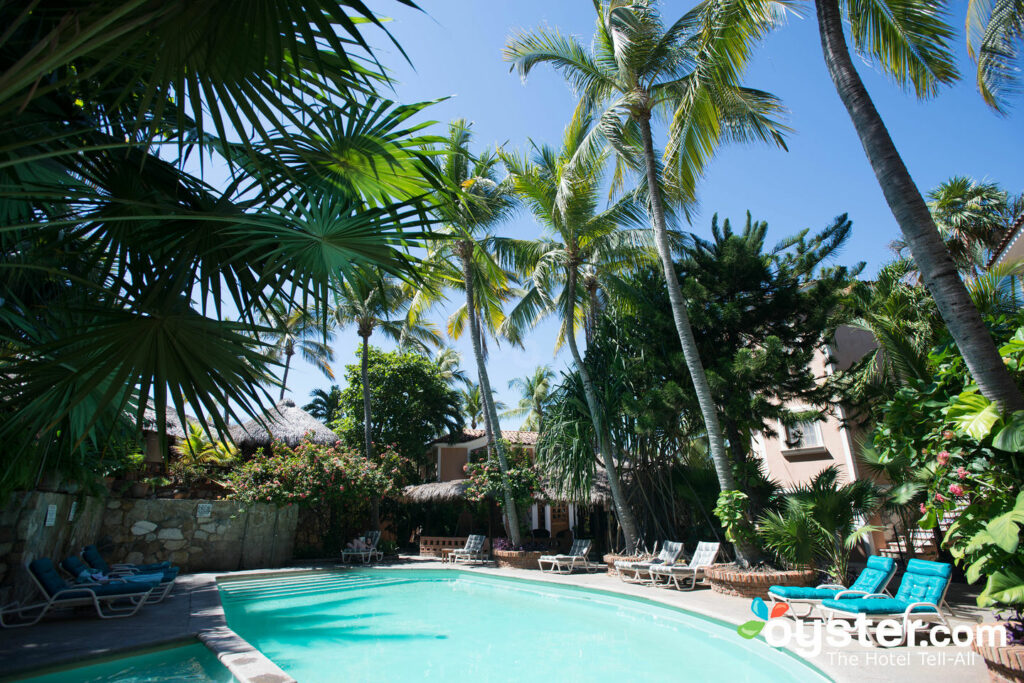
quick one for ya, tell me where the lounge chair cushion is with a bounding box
[820,597,941,615]
[82,545,177,582]
[848,556,896,593]
[30,559,68,598]
[893,559,952,606]
[769,586,843,600]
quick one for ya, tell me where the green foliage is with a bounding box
[333,347,463,467]
[304,386,344,425]
[871,312,1024,608]
[175,424,238,466]
[714,490,757,547]
[465,445,541,510]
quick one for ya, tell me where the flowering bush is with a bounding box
[464,443,540,510]
[228,438,411,508]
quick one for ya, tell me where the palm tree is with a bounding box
[333,272,441,530]
[434,348,473,389]
[461,382,508,430]
[304,386,343,424]
[967,0,1024,112]
[500,108,655,550]
[262,301,335,401]
[505,0,788,558]
[505,366,556,432]
[422,120,524,545]
[805,0,1024,412]
[175,423,239,466]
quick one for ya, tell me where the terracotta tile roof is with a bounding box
[431,429,539,446]
[987,212,1024,269]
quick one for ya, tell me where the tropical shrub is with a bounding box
[465,444,540,511]
[873,313,1024,609]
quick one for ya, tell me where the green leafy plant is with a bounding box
[714,490,757,549]
[465,443,540,511]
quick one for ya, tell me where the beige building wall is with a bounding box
[438,447,469,482]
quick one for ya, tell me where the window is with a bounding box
[783,419,823,450]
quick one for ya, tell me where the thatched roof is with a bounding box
[400,479,472,504]
[430,429,539,446]
[142,405,195,439]
[229,399,339,450]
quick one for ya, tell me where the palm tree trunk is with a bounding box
[565,262,640,552]
[360,333,380,531]
[638,114,759,565]
[814,0,1024,412]
[461,246,522,546]
[279,343,293,401]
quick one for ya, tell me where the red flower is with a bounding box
[919,503,927,514]
[949,484,964,497]
[936,451,950,466]
[956,467,968,480]
[935,493,946,503]
[942,430,955,440]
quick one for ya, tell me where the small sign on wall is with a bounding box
[68,501,78,522]
[196,503,212,518]
[44,504,57,527]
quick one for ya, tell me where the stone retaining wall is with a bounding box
[100,499,298,572]
[0,491,106,606]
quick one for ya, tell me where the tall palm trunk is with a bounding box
[461,244,522,545]
[565,260,640,551]
[360,331,380,531]
[280,341,293,401]
[815,0,1024,412]
[637,115,758,564]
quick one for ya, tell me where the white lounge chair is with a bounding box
[614,541,684,584]
[342,530,383,564]
[649,541,721,590]
[538,539,600,574]
[1,559,155,628]
[447,534,487,564]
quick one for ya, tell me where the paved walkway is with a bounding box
[0,558,996,682]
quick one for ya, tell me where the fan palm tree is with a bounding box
[966,0,1024,112]
[505,0,789,558]
[505,366,556,432]
[0,2,442,494]
[499,108,656,550]
[261,301,335,401]
[304,386,343,425]
[419,120,524,544]
[803,0,1024,412]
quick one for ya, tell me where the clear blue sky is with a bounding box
[277,1,1024,421]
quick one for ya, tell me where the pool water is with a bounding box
[14,642,232,683]
[218,570,826,682]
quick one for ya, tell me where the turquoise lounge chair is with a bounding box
[768,555,897,618]
[82,545,178,603]
[63,555,174,604]
[0,559,157,628]
[819,558,953,643]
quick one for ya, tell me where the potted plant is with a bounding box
[491,538,548,570]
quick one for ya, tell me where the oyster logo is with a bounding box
[737,597,788,638]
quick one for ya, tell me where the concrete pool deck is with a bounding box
[0,557,996,682]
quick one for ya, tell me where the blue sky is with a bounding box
[277,1,1024,420]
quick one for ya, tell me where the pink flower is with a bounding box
[937,451,950,466]
[919,503,928,514]
[935,493,946,503]
[956,467,968,480]
[942,430,955,440]
[949,484,964,497]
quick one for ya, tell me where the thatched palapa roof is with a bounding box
[400,479,472,504]
[142,404,195,439]
[229,399,339,450]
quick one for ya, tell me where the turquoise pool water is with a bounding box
[14,642,232,683]
[219,570,827,682]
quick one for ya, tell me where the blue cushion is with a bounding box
[61,555,92,578]
[849,556,896,593]
[894,560,952,606]
[82,545,111,573]
[769,586,841,600]
[821,597,941,615]
[29,559,69,597]
[83,545,178,580]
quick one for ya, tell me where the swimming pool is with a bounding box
[218,569,828,682]
[13,641,233,683]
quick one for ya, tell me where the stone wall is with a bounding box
[0,491,106,606]
[99,498,298,572]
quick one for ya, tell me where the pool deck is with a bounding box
[0,557,995,682]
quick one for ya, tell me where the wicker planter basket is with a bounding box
[971,624,1021,682]
[493,550,545,570]
[703,565,818,600]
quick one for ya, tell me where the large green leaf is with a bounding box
[947,391,1001,440]
[980,568,1024,607]
[986,512,1023,553]
[993,411,1024,452]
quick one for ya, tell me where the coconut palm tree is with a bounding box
[262,301,335,401]
[505,366,556,432]
[304,386,343,425]
[505,0,789,558]
[499,108,656,550]
[803,0,1024,412]
[420,120,524,544]
[434,348,473,389]
[461,382,508,430]
[967,0,1024,112]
